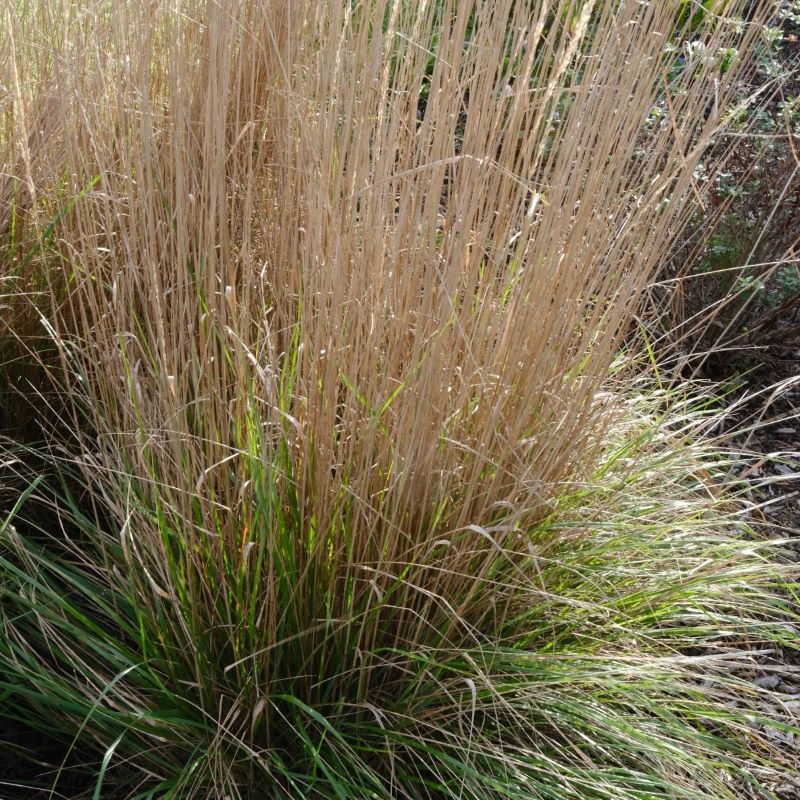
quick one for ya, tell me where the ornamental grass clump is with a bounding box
[0,1,797,798]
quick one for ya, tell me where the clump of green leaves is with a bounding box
[2,384,798,799]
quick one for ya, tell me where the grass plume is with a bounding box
[1,1,797,798]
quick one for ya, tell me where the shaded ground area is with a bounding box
[721,355,800,799]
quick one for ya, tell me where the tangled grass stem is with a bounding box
[1,1,797,798]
